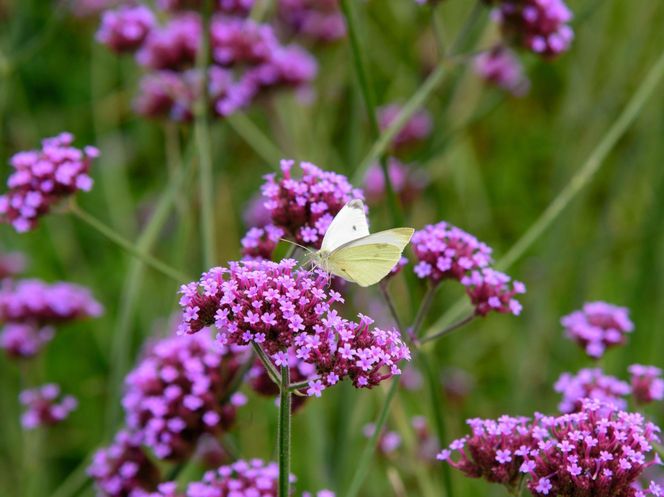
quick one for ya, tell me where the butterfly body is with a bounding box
[310,199,414,287]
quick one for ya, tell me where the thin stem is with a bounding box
[227,113,283,166]
[194,0,216,268]
[379,282,404,332]
[278,365,292,497]
[222,352,256,403]
[345,379,399,497]
[420,313,476,345]
[340,0,403,226]
[288,378,313,392]
[49,457,90,497]
[448,0,484,56]
[431,5,446,56]
[69,203,189,283]
[423,48,664,338]
[252,343,280,385]
[411,285,437,339]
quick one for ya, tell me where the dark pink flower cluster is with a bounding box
[19,384,77,429]
[561,301,634,359]
[439,399,663,497]
[0,132,99,232]
[378,104,432,150]
[155,459,334,497]
[363,158,428,207]
[412,416,440,460]
[96,5,156,53]
[0,278,103,324]
[554,368,630,414]
[88,430,162,497]
[277,0,346,43]
[491,0,574,58]
[240,224,284,261]
[412,221,493,284]
[178,259,410,395]
[261,160,364,248]
[462,268,526,316]
[629,364,664,405]
[122,333,248,460]
[0,251,26,279]
[0,323,54,359]
[474,46,530,96]
[363,423,402,455]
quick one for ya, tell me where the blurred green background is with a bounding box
[1,1,663,496]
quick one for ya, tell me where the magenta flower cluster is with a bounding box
[277,0,346,43]
[0,251,26,279]
[363,158,428,207]
[122,332,248,460]
[0,278,103,324]
[240,224,284,261]
[178,259,410,395]
[554,368,630,414]
[491,0,574,58]
[461,268,526,316]
[0,132,99,232]
[629,364,664,405]
[88,430,161,497]
[561,301,634,359]
[474,46,530,96]
[155,459,334,497]
[439,399,662,497]
[261,160,364,248]
[0,323,54,359]
[19,384,78,429]
[378,104,432,151]
[363,423,402,455]
[96,5,317,122]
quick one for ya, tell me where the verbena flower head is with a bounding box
[136,13,201,70]
[363,158,428,207]
[437,415,536,489]
[154,459,334,497]
[411,222,493,284]
[261,160,364,248]
[378,104,432,150]
[96,5,155,53]
[474,46,530,96]
[19,384,77,429]
[462,268,526,316]
[0,278,103,324]
[554,368,630,414]
[122,332,247,460]
[178,259,410,395]
[0,251,26,278]
[412,416,441,460]
[524,400,661,497]
[0,133,99,232]
[561,301,634,359]
[0,323,54,359]
[363,423,402,455]
[88,430,161,497]
[492,0,574,58]
[629,364,664,405]
[240,224,284,261]
[277,0,346,43]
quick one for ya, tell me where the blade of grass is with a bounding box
[227,113,283,167]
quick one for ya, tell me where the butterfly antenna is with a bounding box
[279,238,311,252]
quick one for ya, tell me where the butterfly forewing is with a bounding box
[320,199,370,252]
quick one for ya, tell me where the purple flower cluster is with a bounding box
[88,430,161,497]
[0,133,99,232]
[363,158,428,207]
[554,368,630,414]
[178,259,410,395]
[19,384,77,429]
[440,399,663,497]
[240,224,284,261]
[378,104,432,151]
[462,268,526,316]
[412,221,493,284]
[629,364,664,405]
[363,423,402,455]
[0,323,54,359]
[155,459,334,497]
[474,46,530,96]
[277,0,346,43]
[491,0,574,58]
[261,160,364,248]
[0,251,26,279]
[561,301,634,359]
[0,278,103,324]
[122,333,247,460]
[96,6,317,122]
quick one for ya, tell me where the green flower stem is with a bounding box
[420,313,476,345]
[411,285,437,340]
[252,343,281,385]
[278,365,292,497]
[227,113,283,166]
[69,203,189,283]
[423,48,664,338]
[379,282,404,332]
[50,457,91,497]
[340,0,403,226]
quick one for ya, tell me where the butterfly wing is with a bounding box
[320,199,370,252]
[327,228,414,287]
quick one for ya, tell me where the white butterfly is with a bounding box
[310,199,414,287]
